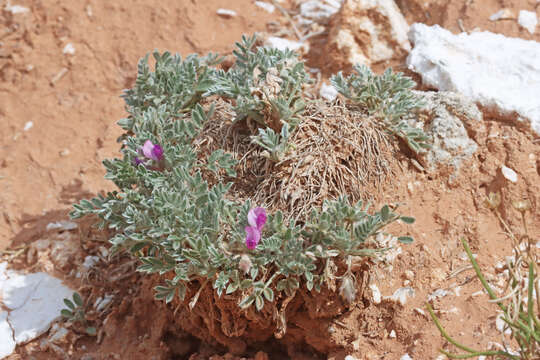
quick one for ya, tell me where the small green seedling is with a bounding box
[61,292,96,336]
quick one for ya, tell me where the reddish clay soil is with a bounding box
[0,0,277,248]
[1,1,539,360]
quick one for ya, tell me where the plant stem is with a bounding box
[426,303,518,359]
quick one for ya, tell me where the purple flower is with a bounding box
[133,157,144,165]
[142,140,164,161]
[245,226,261,250]
[247,207,266,231]
[245,207,267,250]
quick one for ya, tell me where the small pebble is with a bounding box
[24,121,33,131]
[389,329,397,338]
[404,270,415,280]
[501,165,518,183]
[265,36,306,52]
[254,1,275,13]
[518,10,537,34]
[319,82,338,101]
[5,4,29,14]
[400,354,413,360]
[369,283,381,304]
[216,8,237,18]
[428,289,449,301]
[63,43,75,55]
[489,9,513,21]
[388,287,415,306]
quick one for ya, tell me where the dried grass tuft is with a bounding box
[196,98,398,221]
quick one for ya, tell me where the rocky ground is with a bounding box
[1,0,539,359]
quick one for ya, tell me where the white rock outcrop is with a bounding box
[408,91,485,171]
[0,312,15,359]
[407,23,540,135]
[325,0,411,69]
[0,263,74,358]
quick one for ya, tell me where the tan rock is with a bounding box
[324,0,410,71]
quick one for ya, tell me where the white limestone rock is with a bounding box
[8,274,74,344]
[407,23,540,135]
[518,10,537,34]
[0,311,16,359]
[0,263,74,347]
[407,91,484,171]
[325,0,411,69]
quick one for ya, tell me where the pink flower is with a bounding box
[248,207,266,231]
[142,140,164,161]
[245,226,261,250]
[245,207,266,250]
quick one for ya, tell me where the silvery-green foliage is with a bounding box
[207,35,308,127]
[331,65,430,153]
[250,122,291,161]
[206,35,308,160]
[70,45,414,312]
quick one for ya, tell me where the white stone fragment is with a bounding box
[389,329,396,338]
[23,121,33,131]
[216,8,237,18]
[47,324,69,344]
[344,356,358,360]
[46,220,78,231]
[489,9,513,21]
[428,289,449,301]
[369,283,381,304]
[400,354,413,360]
[82,255,100,270]
[319,82,338,101]
[0,311,16,359]
[265,37,306,52]
[501,165,518,183]
[388,287,415,305]
[408,91,483,171]
[62,43,75,55]
[407,23,540,135]
[2,273,74,344]
[300,0,342,23]
[254,1,275,13]
[2,272,45,310]
[495,313,512,335]
[518,10,537,34]
[5,3,29,14]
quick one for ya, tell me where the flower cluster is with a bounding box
[245,207,266,250]
[134,140,164,166]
